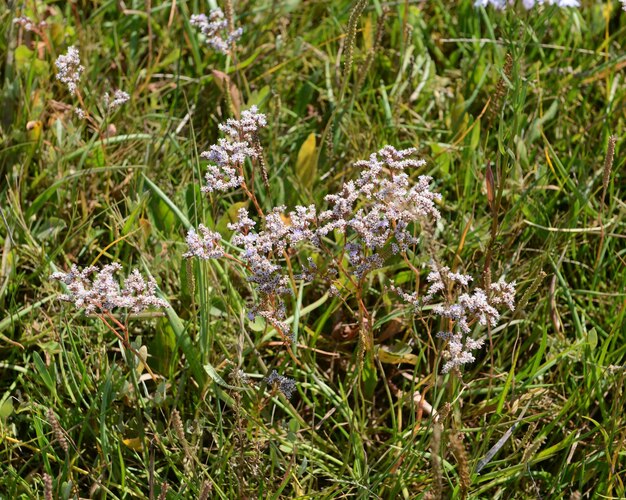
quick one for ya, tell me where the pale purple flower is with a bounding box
[229,207,292,297]
[51,264,168,314]
[183,224,224,260]
[13,16,46,32]
[296,257,318,281]
[389,284,420,308]
[203,139,258,168]
[489,278,517,310]
[438,331,485,374]
[199,107,267,194]
[424,263,473,303]
[434,277,516,372]
[287,205,319,247]
[190,9,243,54]
[393,261,515,373]
[219,106,267,140]
[104,89,130,111]
[318,146,441,278]
[475,0,579,7]
[55,46,84,95]
[227,208,256,233]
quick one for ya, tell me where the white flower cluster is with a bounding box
[55,46,84,95]
[318,146,441,276]
[186,127,444,339]
[475,0,579,8]
[183,224,224,260]
[402,263,517,373]
[229,205,317,296]
[201,106,267,194]
[185,111,514,372]
[190,9,243,54]
[104,89,130,111]
[51,264,168,314]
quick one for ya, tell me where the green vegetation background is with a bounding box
[1,0,625,498]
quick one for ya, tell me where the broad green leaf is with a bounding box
[15,45,49,76]
[149,196,177,233]
[470,117,481,150]
[0,398,13,420]
[247,85,270,108]
[361,356,377,399]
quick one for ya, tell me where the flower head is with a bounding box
[51,264,168,314]
[183,224,224,260]
[475,0,579,8]
[190,9,243,54]
[13,16,46,32]
[55,46,84,95]
[319,146,440,277]
[199,107,267,194]
[266,370,297,399]
[104,89,130,111]
[218,106,267,140]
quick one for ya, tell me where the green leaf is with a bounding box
[153,318,176,373]
[361,356,377,399]
[14,45,49,76]
[0,398,14,420]
[247,85,270,108]
[470,117,481,150]
[149,196,177,233]
[588,327,598,351]
[204,364,244,391]
[32,352,56,396]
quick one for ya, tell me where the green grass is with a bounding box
[1,0,625,498]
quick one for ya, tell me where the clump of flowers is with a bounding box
[393,263,516,373]
[13,15,46,32]
[183,224,224,260]
[54,47,130,121]
[190,9,243,54]
[200,106,266,194]
[318,145,441,277]
[184,107,517,374]
[50,263,168,314]
[104,89,130,111]
[55,46,84,96]
[50,264,167,379]
[265,370,297,399]
[475,0,579,8]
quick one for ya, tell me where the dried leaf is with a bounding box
[122,437,143,451]
[296,133,317,190]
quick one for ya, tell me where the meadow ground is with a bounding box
[1,0,625,498]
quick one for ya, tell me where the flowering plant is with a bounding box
[184,107,516,374]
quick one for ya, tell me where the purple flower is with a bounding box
[51,264,168,314]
